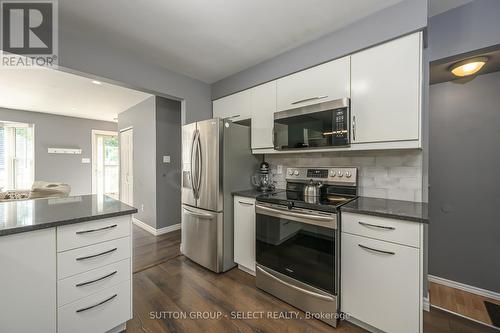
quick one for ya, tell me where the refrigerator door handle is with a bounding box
[190,130,198,198]
[196,131,202,195]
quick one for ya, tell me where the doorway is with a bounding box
[92,130,119,199]
[119,128,133,206]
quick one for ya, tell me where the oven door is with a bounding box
[255,203,337,295]
[273,98,350,150]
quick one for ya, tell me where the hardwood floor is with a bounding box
[132,225,181,273]
[128,227,497,333]
[429,281,500,328]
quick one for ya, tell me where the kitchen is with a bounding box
[1,1,499,333]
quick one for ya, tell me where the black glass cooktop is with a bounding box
[256,190,357,213]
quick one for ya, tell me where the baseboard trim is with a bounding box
[428,275,500,301]
[237,264,256,276]
[430,304,499,330]
[132,218,181,236]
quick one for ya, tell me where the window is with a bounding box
[0,122,34,190]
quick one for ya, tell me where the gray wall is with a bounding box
[0,108,116,195]
[155,97,181,229]
[428,0,500,62]
[118,97,157,228]
[58,14,211,125]
[429,71,500,292]
[211,0,427,99]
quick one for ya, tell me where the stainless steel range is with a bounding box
[255,167,358,327]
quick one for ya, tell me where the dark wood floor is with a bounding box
[128,227,497,333]
[132,225,181,273]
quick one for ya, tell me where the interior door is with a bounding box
[119,129,133,206]
[181,204,222,272]
[196,119,222,212]
[181,122,197,207]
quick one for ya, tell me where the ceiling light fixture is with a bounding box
[449,57,488,77]
[91,80,102,85]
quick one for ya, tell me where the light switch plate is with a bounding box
[163,156,171,163]
[81,158,91,164]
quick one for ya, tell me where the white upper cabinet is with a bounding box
[250,81,276,149]
[351,32,421,144]
[213,89,251,121]
[276,56,350,112]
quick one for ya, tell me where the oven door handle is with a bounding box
[256,204,333,222]
[257,266,335,302]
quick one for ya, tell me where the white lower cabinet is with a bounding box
[0,229,57,333]
[341,212,422,333]
[233,196,256,273]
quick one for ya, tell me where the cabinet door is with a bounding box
[251,81,276,149]
[341,232,420,333]
[233,196,256,272]
[0,229,56,333]
[213,89,251,121]
[351,32,421,143]
[277,56,350,111]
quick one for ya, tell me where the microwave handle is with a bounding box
[352,115,356,141]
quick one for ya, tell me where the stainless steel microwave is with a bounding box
[273,98,350,150]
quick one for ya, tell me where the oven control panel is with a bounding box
[286,167,357,185]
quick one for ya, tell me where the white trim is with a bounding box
[132,218,180,236]
[237,264,256,276]
[423,297,430,312]
[428,275,500,301]
[119,126,133,133]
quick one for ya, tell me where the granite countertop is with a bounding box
[0,194,138,236]
[341,196,428,224]
[232,189,283,199]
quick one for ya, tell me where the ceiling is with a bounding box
[428,0,475,17]
[0,68,152,122]
[430,46,500,84]
[60,0,403,83]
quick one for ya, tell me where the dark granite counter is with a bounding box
[232,189,283,199]
[0,194,137,236]
[341,196,428,224]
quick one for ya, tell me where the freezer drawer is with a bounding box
[181,205,223,272]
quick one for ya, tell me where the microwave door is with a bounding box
[181,122,197,207]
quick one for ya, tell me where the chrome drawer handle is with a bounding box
[75,270,118,287]
[291,95,328,105]
[76,224,117,234]
[76,294,117,313]
[358,221,395,230]
[358,244,395,255]
[238,201,254,206]
[75,248,117,261]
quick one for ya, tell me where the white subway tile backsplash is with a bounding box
[266,149,423,202]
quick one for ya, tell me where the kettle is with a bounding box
[303,180,323,203]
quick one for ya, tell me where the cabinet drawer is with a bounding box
[58,279,131,333]
[58,237,131,279]
[58,258,130,306]
[342,212,420,248]
[57,215,131,252]
[341,233,420,333]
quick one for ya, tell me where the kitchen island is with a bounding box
[0,194,137,333]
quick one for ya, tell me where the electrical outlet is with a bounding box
[277,165,283,175]
[141,204,144,212]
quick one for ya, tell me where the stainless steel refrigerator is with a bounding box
[181,118,259,273]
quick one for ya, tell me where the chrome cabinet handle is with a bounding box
[291,95,328,105]
[352,115,356,141]
[75,270,118,287]
[358,221,395,230]
[76,294,117,313]
[75,248,117,261]
[183,207,214,219]
[257,267,335,302]
[238,201,254,206]
[358,244,395,255]
[75,224,117,235]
